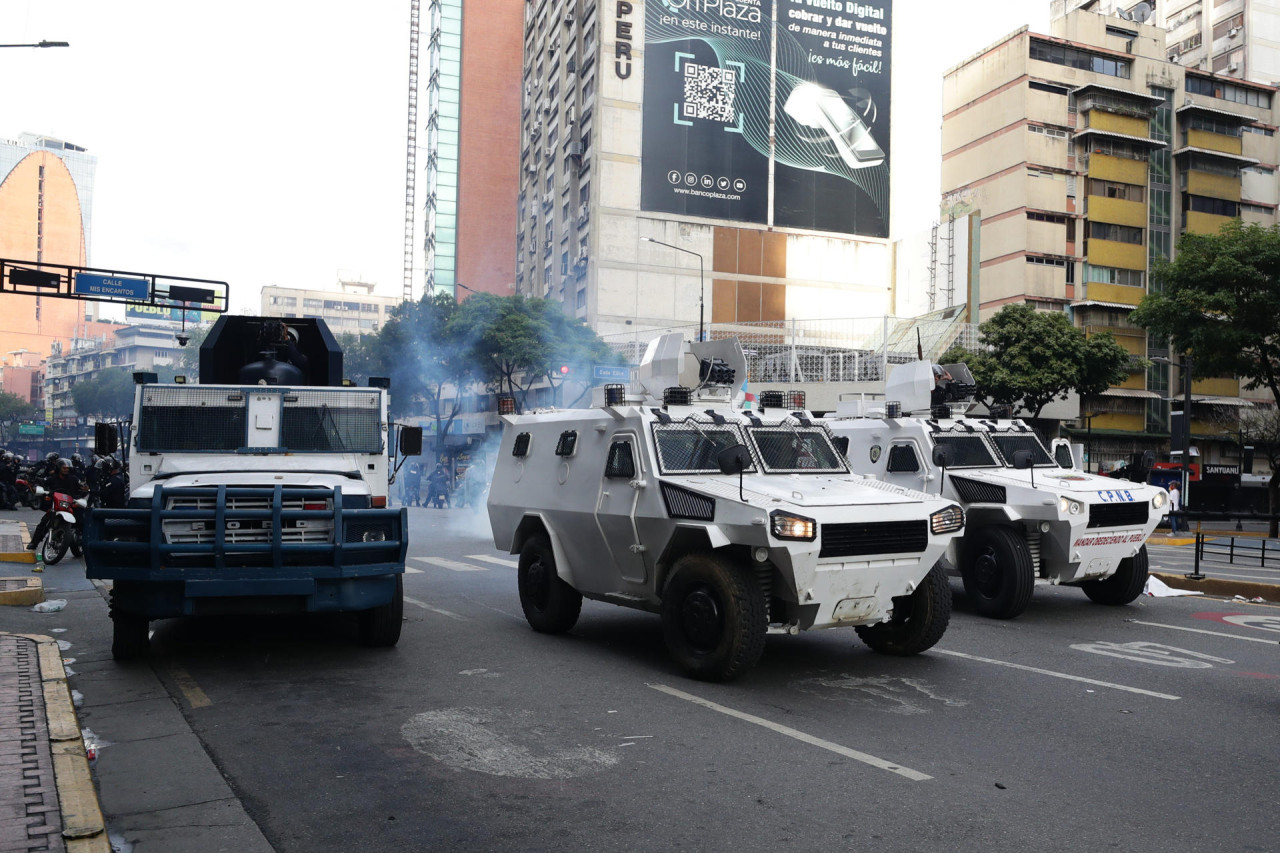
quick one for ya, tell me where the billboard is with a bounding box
[126,303,218,325]
[639,0,892,238]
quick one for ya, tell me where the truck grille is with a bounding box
[161,494,334,544]
[1087,502,1149,529]
[819,520,928,559]
[660,483,715,521]
[950,477,1006,504]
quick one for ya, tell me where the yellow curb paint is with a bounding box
[37,639,65,682]
[169,665,213,709]
[53,750,106,839]
[65,836,113,853]
[0,576,43,605]
[44,681,81,742]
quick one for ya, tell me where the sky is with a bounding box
[1,1,1052,315]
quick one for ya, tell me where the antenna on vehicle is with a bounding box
[917,328,924,361]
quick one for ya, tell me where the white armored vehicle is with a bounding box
[487,335,967,681]
[823,361,1166,619]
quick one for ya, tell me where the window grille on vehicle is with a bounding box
[660,483,715,521]
[652,423,751,474]
[950,477,1007,505]
[605,441,635,478]
[280,390,381,452]
[138,387,245,452]
[819,520,929,558]
[1087,502,1149,529]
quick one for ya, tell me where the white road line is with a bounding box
[1129,620,1280,645]
[404,596,468,621]
[468,554,519,568]
[932,649,1181,700]
[412,556,488,572]
[647,683,932,781]
[404,566,424,574]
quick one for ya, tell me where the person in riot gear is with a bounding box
[27,459,88,550]
[100,458,128,509]
[257,320,309,372]
[0,452,16,509]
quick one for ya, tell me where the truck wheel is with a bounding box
[661,552,766,682]
[855,560,952,656]
[42,523,69,565]
[961,526,1035,619]
[518,535,582,633]
[110,592,150,661]
[1081,545,1149,606]
[359,575,404,647]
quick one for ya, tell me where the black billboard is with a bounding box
[638,0,892,239]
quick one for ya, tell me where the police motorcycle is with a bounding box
[32,485,88,564]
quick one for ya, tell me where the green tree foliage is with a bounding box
[1132,221,1280,528]
[0,391,38,424]
[70,368,137,419]
[942,303,1132,419]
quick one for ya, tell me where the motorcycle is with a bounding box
[34,487,86,564]
[15,476,42,510]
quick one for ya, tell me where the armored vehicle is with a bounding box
[487,335,967,681]
[83,316,418,659]
[823,361,1166,619]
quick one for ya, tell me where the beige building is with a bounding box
[260,280,401,337]
[943,7,1277,461]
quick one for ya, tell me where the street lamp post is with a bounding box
[1152,354,1194,506]
[640,236,705,342]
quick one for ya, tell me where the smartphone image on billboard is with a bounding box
[783,82,885,170]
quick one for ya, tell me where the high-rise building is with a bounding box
[261,280,402,336]
[1054,0,1280,85]
[423,0,522,299]
[517,0,898,339]
[0,133,112,363]
[943,7,1277,462]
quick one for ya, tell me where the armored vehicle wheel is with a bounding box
[42,523,69,565]
[855,560,952,656]
[518,535,582,633]
[110,592,150,661]
[961,525,1034,619]
[1081,545,1149,606]
[359,574,404,647]
[661,552,766,682]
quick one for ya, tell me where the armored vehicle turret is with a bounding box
[823,360,1167,619]
[487,334,966,681]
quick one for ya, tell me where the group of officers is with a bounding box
[1,450,129,510]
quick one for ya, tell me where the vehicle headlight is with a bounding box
[930,505,965,535]
[1058,496,1083,515]
[770,510,817,541]
[362,529,387,542]
[1152,491,1167,510]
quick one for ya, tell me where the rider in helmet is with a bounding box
[27,459,88,550]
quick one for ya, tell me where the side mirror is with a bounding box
[1054,444,1073,469]
[1012,449,1033,470]
[1141,450,1155,469]
[94,422,118,455]
[716,444,751,476]
[399,427,423,456]
[931,445,954,468]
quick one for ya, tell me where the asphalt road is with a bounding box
[9,506,1280,852]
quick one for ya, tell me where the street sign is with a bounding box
[9,267,61,288]
[73,272,150,301]
[17,424,44,436]
[592,365,630,382]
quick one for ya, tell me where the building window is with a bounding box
[1186,75,1272,109]
[1028,124,1069,139]
[1026,255,1067,267]
[1027,211,1068,224]
[1088,222,1144,244]
[1030,40,1131,79]
[1085,265,1145,287]
[303,298,322,310]
[1183,114,1243,137]
[1087,179,1146,202]
[1185,195,1239,217]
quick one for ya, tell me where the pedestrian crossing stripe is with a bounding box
[412,556,487,572]
[467,554,518,568]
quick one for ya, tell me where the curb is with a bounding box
[1152,572,1280,604]
[0,575,43,605]
[0,520,37,564]
[12,632,112,853]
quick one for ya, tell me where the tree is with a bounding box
[942,304,1131,419]
[70,369,137,420]
[1132,221,1280,529]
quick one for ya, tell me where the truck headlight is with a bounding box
[363,529,387,542]
[770,510,817,541]
[1152,491,1167,510]
[1058,497,1083,516]
[930,505,965,535]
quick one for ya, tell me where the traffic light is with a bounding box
[559,365,570,375]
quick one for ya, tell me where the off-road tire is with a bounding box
[518,535,582,634]
[661,552,766,682]
[110,591,150,661]
[41,523,69,565]
[69,528,82,559]
[1081,545,1149,606]
[961,525,1035,619]
[855,560,952,655]
[358,574,404,647]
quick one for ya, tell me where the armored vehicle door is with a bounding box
[595,433,650,585]
[879,439,931,492]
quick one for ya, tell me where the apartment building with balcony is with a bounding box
[44,326,179,425]
[260,280,401,336]
[943,7,1278,464]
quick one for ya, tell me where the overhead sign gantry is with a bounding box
[0,258,228,316]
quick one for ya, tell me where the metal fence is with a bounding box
[602,317,981,384]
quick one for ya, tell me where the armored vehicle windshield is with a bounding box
[652,423,754,474]
[747,425,847,473]
[988,432,1055,467]
[930,433,999,468]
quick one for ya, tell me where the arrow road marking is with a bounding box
[1129,620,1279,645]
[932,649,1180,700]
[648,683,932,781]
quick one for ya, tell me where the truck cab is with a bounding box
[84,316,416,659]
[823,361,1167,619]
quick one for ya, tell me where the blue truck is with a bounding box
[83,316,420,659]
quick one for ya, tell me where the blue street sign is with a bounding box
[73,272,149,300]
[592,365,630,382]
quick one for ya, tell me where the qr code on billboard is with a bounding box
[682,63,736,123]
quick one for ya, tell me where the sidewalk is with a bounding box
[0,518,272,853]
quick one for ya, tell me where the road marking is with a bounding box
[647,683,931,781]
[1130,620,1280,645]
[468,554,518,568]
[1070,641,1233,669]
[404,566,423,574]
[932,649,1180,700]
[412,556,487,572]
[167,665,212,709]
[404,596,468,621]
